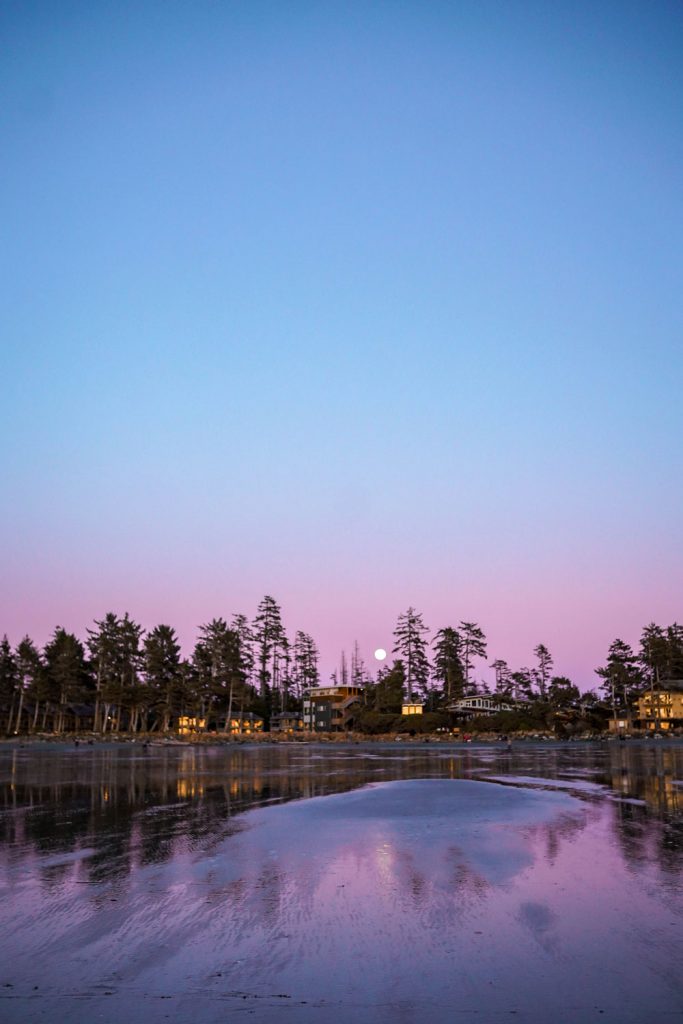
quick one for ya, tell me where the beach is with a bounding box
[1,742,682,1022]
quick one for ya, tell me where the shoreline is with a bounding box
[1,730,680,747]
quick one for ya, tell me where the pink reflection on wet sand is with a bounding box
[1,773,682,1022]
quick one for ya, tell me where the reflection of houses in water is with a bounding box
[639,772,682,815]
[177,777,205,799]
[2,743,682,888]
[608,746,683,817]
[302,685,362,732]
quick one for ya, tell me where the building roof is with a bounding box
[639,683,683,697]
[304,685,363,698]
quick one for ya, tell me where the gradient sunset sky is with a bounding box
[2,1,682,689]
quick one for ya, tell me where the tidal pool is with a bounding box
[0,741,682,1022]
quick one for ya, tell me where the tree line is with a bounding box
[350,611,682,734]
[0,596,319,735]
[372,609,682,713]
[1,597,681,734]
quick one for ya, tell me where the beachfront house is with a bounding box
[176,713,263,735]
[229,713,263,735]
[178,715,206,734]
[270,711,304,733]
[448,695,515,719]
[636,684,683,731]
[302,685,363,732]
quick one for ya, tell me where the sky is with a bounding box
[1,0,682,689]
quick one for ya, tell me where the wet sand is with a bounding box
[1,745,682,1022]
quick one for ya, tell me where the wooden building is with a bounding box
[302,685,363,732]
[448,695,514,718]
[636,686,683,731]
[270,711,304,733]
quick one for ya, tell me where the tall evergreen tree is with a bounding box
[459,621,487,696]
[278,637,294,712]
[432,627,465,702]
[194,618,245,730]
[118,614,145,731]
[639,623,668,684]
[393,608,430,701]
[547,676,580,709]
[10,637,43,734]
[665,623,683,678]
[491,658,513,698]
[0,636,19,734]
[252,596,286,698]
[26,641,52,732]
[87,613,124,732]
[293,631,319,698]
[510,667,534,701]
[351,640,366,688]
[143,625,182,732]
[533,644,553,699]
[372,661,405,713]
[231,614,255,688]
[44,628,91,733]
[595,639,643,712]
[178,658,200,718]
[86,612,145,733]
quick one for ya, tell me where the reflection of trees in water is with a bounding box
[0,746,391,883]
[0,742,681,885]
[443,850,490,916]
[536,809,590,867]
[611,800,683,877]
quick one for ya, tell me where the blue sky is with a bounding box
[2,1,682,686]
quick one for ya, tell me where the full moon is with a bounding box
[374,648,387,661]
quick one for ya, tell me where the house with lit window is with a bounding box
[448,695,514,718]
[177,713,263,735]
[228,713,263,735]
[178,715,206,735]
[271,711,304,733]
[302,685,363,732]
[636,684,683,731]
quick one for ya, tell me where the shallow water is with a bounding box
[1,741,682,1022]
